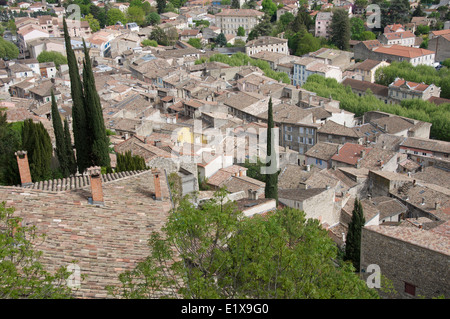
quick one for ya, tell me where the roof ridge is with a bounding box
[19,169,149,192]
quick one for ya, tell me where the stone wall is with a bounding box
[360,227,450,299]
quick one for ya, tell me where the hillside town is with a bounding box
[0,0,449,301]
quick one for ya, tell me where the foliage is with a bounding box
[51,91,69,177]
[264,97,278,204]
[350,17,365,40]
[0,202,76,299]
[187,37,202,49]
[82,13,100,32]
[241,158,266,183]
[107,190,379,299]
[21,119,53,182]
[106,8,127,26]
[0,37,19,60]
[156,0,166,14]
[37,51,68,68]
[262,0,277,20]
[0,111,20,186]
[237,26,245,37]
[126,5,146,26]
[302,74,450,141]
[193,19,209,27]
[64,18,89,174]
[344,198,365,271]
[215,32,227,47]
[115,151,147,173]
[149,26,169,46]
[231,0,240,9]
[206,52,290,84]
[141,39,158,47]
[146,11,160,25]
[63,118,77,176]
[330,8,350,51]
[167,172,182,205]
[375,61,450,99]
[82,40,111,168]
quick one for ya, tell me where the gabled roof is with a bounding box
[373,45,434,58]
[390,78,433,92]
[331,143,371,166]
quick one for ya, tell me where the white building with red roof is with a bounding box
[388,78,441,102]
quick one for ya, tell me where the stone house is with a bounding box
[278,187,339,226]
[305,142,340,169]
[388,78,441,103]
[352,59,390,83]
[360,221,450,299]
[245,36,289,56]
[215,9,264,36]
[427,34,450,63]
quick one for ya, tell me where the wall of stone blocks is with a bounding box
[360,227,450,299]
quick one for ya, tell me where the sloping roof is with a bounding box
[390,78,432,92]
[373,45,434,58]
[354,59,386,71]
[305,142,340,161]
[215,9,264,17]
[278,188,327,201]
[331,143,371,166]
[0,169,173,298]
[318,120,361,138]
[342,78,389,97]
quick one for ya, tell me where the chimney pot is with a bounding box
[87,166,104,205]
[15,150,32,185]
[152,169,162,200]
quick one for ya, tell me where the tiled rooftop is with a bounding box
[0,170,173,298]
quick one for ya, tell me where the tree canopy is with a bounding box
[107,190,379,299]
[0,202,76,298]
[37,51,68,68]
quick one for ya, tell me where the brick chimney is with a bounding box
[152,169,162,200]
[15,151,32,186]
[87,166,104,205]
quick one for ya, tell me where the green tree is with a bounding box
[141,39,158,47]
[0,37,19,60]
[37,51,68,68]
[146,11,160,25]
[262,0,278,20]
[231,0,240,9]
[264,97,278,204]
[107,190,379,299]
[127,6,145,26]
[106,8,127,26]
[51,90,69,177]
[90,5,107,28]
[412,3,426,17]
[63,118,77,176]
[344,198,365,271]
[330,8,350,51]
[236,26,245,37]
[350,17,365,40]
[156,0,166,14]
[215,32,227,47]
[82,13,101,32]
[149,26,169,45]
[187,37,202,49]
[115,151,147,172]
[0,202,76,298]
[64,18,89,174]
[82,40,111,168]
[0,111,20,186]
[21,119,53,182]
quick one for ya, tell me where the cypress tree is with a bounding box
[344,197,366,271]
[264,97,278,204]
[22,120,52,182]
[64,18,89,174]
[50,90,69,177]
[63,118,77,175]
[82,39,110,168]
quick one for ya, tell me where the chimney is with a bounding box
[306,164,310,172]
[15,151,32,186]
[87,166,104,205]
[360,150,366,158]
[435,202,441,210]
[421,197,425,205]
[152,169,162,200]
